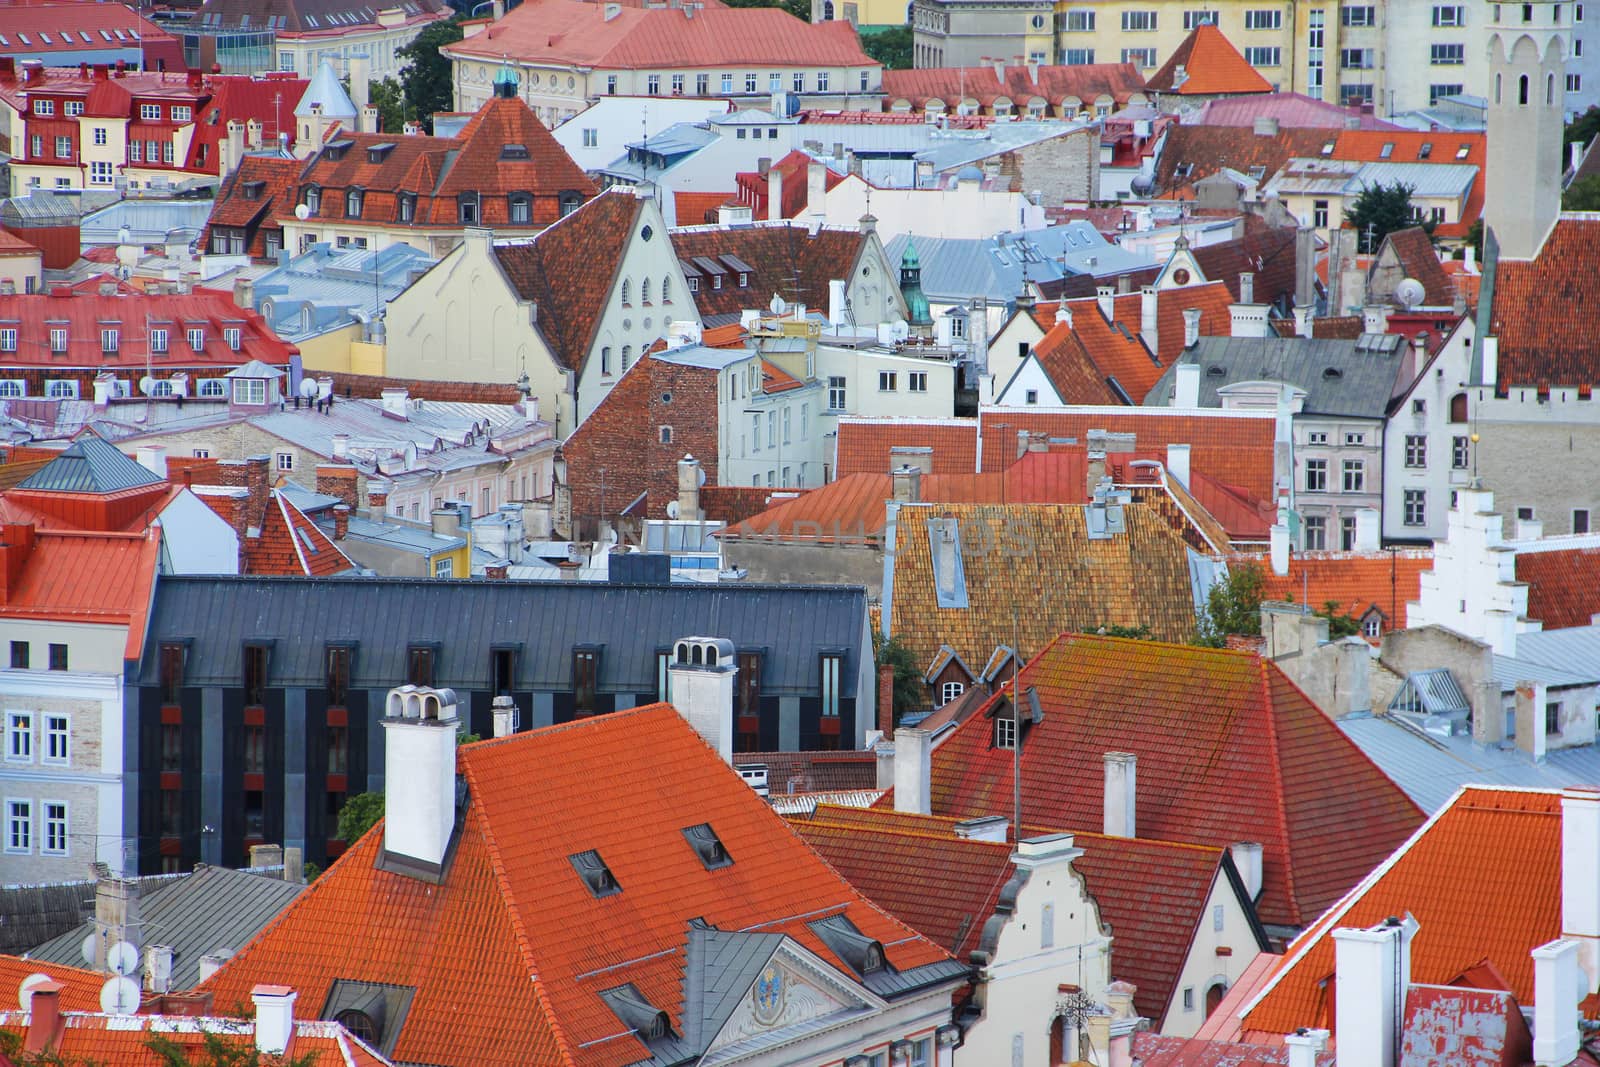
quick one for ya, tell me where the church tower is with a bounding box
[1485,0,1569,259]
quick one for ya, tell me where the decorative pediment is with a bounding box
[702,941,882,1062]
[1154,237,1208,290]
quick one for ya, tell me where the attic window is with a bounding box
[335,1010,377,1045]
[406,645,436,687]
[242,180,265,200]
[1207,365,1226,376]
[1248,165,1266,180]
[501,143,529,160]
[1456,143,1471,159]
[1418,142,1433,159]
[682,823,733,869]
[1174,162,1194,178]
[367,143,394,164]
[1379,142,1394,159]
[570,849,621,897]
[1321,140,1335,156]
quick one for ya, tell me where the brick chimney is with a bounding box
[315,464,359,509]
[332,504,350,541]
[23,980,65,1054]
[243,456,270,536]
[366,482,390,516]
[878,663,896,740]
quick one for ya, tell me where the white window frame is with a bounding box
[1244,8,1281,28]
[878,371,897,391]
[0,328,15,353]
[6,711,33,763]
[4,799,31,854]
[275,452,295,472]
[233,379,267,405]
[43,714,68,765]
[909,371,928,392]
[42,801,67,855]
[941,681,964,704]
[46,380,79,399]
[995,715,1017,749]
[0,381,24,398]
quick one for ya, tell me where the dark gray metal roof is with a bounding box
[137,576,868,694]
[17,435,164,493]
[28,866,303,991]
[0,872,182,956]
[1144,333,1407,418]
[680,925,783,1054]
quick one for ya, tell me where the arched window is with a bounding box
[641,277,652,304]
[150,380,174,397]
[507,193,531,224]
[334,1010,378,1046]
[304,186,321,214]
[823,0,834,16]
[345,188,363,218]
[198,379,226,397]
[0,381,22,398]
[1496,73,1503,103]
[1548,72,1556,104]
[1449,392,1469,422]
[622,344,633,369]
[661,275,672,303]
[621,278,632,305]
[1520,73,1530,104]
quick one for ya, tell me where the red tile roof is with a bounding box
[1024,320,1125,405]
[908,634,1424,929]
[201,155,302,260]
[1130,1033,1333,1066]
[1378,227,1455,308]
[791,804,1232,1024]
[976,408,1278,500]
[238,490,353,576]
[1332,130,1486,239]
[0,955,104,1013]
[491,191,643,372]
[733,151,843,220]
[670,223,870,322]
[1155,125,1331,197]
[203,705,953,1067]
[0,288,297,368]
[1249,550,1437,635]
[672,189,734,226]
[447,0,875,70]
[833,417,978,477]
[737,751,878,794]
[1144,24,1274,95]
[0,228,41,256]
[1035,280,1237,396]
[882,63,1147,114]
[1515,545,1600,629]
[1239,787,1566,1038]
[1486,215,1600,389]
[0,1010,393,1067]
[0,526,161,659]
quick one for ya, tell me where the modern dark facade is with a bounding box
[127,575,874,873]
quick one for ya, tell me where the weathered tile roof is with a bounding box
[1238,787,1567,1038]
[883,502,1201,667]
[671,223,868,321]
[1380,227,1455,308]
[1193,92,1403,130]
[491,191,642,373]
[912,634,1424,930]
[0,288,297,367]
[1155,125,1331,196]
[1249,549,1437,633]
[1144,24,1274,95]
[1130,1032,1333,1065]
[0,955,104,1013]
[883,63,1147,112]
[203,705,955,1067]
[1486,215,1600,389]
[790,804,1235,1025]
[1515,545,1600,628]
[241,490,355,576]
[833,416,980,477]
[1025,320,1126,405]
[736,751,878,794]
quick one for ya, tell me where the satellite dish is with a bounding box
[19,972,54,1010]
[99,975,140,1015]
[1394,277,1426,309]
[665,500,680,519]
[299,378,319,398]
[81,932,99,966]
[294,203,311,221]
[697,467,706,488]
[139,375,155,396]
[106,941,139,977]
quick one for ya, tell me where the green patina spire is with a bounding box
[899,243,932,327]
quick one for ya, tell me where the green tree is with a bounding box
[1195,562,1265,647]
[861,26,913,70]
[873,632,924,725]
[721,0,812,26]
[336,791,385,844]
[1565,172,1600,211]
[368,76,408,135]
[1093,623,1153,640]
[397,18,466,132]
[1315,601,1362,639]
[145,1031,321,1067]
[1566,106,1600,157]
[1346,181,1425,253]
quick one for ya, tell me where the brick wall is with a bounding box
[1011,126,1101,206]
[321,371,524,406]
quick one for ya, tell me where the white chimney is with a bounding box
[1516,517,1545,541]
[348,53,370,130]
[136,445,168,477]
[198,951,233,983]
[1230,841,1263,901]
[1096,285,1115,321]
[251,985,297,1056]
[1140,285,1159,354]
[1239,272,1255,305]
[1165,443,1191,488]
[380,388,411,420]
[1482,335,1499,387]
[1055,303,1073,328]
[331,433,350,459]
[491,695,518,738]
[1284,1029,1330,1067]
[1295,303,1314,339]
[808,161,827,224]
[1102,751,1136,837]
[1561,788,1600,986]
[1532,939,1582,1066]
[668,637,737,764]
[1354,507,1380,551]
[1230,303,1269,338]
[1270,522,1290,576]
[380,685,460,874]
[894,726,932,815]
[1174,361,1201,408]
[768,167,784,222]
[677,454,702,521]
[1363,304,1390,334]
[1333,917,1416,1067]
[144,945,174,993]
[953,815,1009,842]
[828,278,847,327]
[1182,306,1201,348]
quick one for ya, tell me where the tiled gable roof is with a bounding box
[790,805,1231,1025]
[1333,131,1485,239]
[883,63,1147,111]
[196,0,446,34]
[203,154,302,259]
[913,634,1424,930]
[241,490,354,576]
[1379,227,1455,308]
[0,954,104,1013]
[1239,787,1563,1037]
[491,191,642,372]
[834,417,979,477]
[1487,215,1600,388]
[1515,546,1600,628]
[203,705,953,1067]
[1250,550,1436,633]
[1144,24,1274,95]
[671,223,867,321]
[1026,320,1126,405]
[1155,125,1330,196]
[883,502,1200,667]
[736,752,877,794]
[437,96,595,203]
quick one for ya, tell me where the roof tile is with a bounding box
[1145,24,1274,95]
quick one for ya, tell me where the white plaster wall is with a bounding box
[159,489,241,574]
[553,97,732,174]
[1382,320,1477,542]
[1159,870,1266,1037]
[817,175,1047,242]
[993,355,1065,407]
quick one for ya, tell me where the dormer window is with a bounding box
[223,327,242,351]
[458,193,480,225]
[407,645,436,687]
[367,143,394,164]
[346,188,364,218]
[682,823,733,869]
[398,193,416,223]
[304,186,321,214]
[187,326,205,350]
[559,191,584,217]
[507,193,531,224]
[570,849,621,897]
[242,180,265,200]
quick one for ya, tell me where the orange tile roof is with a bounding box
[1025,321,1126,405]
[882,63,1147,113]
[0,527,161,659]
[791,805,1232,1025]
[203,705,953,1067]
[1515,546,1600,629]
[1145,24,1274,95]
[672,190,734,226]
[1332,130,1485,239]
[1487,216,1600,389]
[0,1010,392,1066]
[1247,550,1436,635]
[1155,126,1331,196]
[0,955,104,1013]
[910,635,1424,930]
[239,490,353,577]
[1239,787,1565,1038]
[833,417,979,477]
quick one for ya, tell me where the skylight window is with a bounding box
[682,823,733,870]
[1321,140,1335,155]
[570,849,621,897]
[100,29,113,40]
[1418,142,1433,159]
[38,32,52,44]
[1379,142,1394,159]
[1456,143,1471,159]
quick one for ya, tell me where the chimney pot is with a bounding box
[492,694,519,737]
[891,464,922,503]
[380,685,461,872]
[23,981,65,1054]
[332,504,350,541]
[1182,307,1202,348]
[667,637,738,763]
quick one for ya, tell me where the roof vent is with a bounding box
[600,985,672,1042]
[501,143,529,160]
[569,849,621,897]
[1323,366,1343,379]
[682,823,733,869]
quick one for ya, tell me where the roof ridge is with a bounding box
[798,817,1017,851]
[1254,657,1302,927]
[462,701,673,755]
